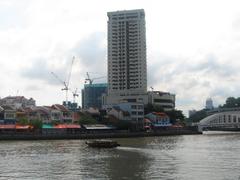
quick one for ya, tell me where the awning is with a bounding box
[15,125,33,129]
[64,124,81,129]
[144,118,151,123]
[42,124,54,129]
[54,124,81,129]
[0,125,15,129]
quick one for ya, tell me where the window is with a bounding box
[228,115,231,123]
[138,112,143,115]
[5,113,15,119]
[131,105,137,109]
[154,99,174,103]
[131,111,137,115]
[132,118,137,121]
[233,116,237,123]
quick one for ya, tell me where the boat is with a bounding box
[85,140,120,148]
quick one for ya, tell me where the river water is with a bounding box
[0,134,239,180]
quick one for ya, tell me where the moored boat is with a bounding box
[85,140,120,148]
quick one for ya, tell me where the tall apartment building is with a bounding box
[107,9,147,96]
[103,9,175,112]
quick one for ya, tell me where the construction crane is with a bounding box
[71,88,79,103]
[51,56,75,104]
[85,72,106,85]
[150,86,154,92]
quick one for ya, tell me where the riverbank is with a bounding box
[0,128,201,140]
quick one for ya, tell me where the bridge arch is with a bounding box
[198,111,240,132]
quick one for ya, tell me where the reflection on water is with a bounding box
[0,135,239,180]
[106,147,150,180]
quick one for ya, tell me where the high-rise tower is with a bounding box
[107,9,147,96]
[103,9,175,112]
[206,98,214,110]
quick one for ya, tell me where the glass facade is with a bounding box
[82,83,107,109]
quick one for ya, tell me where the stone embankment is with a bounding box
[0,127,201,140]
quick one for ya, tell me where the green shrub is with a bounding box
[78,114,97,125]
[30,119,43,129]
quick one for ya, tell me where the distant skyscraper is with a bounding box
[206,98,214,109]
[107,9,147,96]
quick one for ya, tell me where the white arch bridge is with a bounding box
[198,111,240,132]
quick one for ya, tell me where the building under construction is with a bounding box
[81,83,107,109]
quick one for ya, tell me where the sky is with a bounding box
[1,0,240,115]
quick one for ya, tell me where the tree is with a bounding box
[105,115,133,130]
[18,117,29,125]
[144,103,154,114]
[166,109,185,124]
[51,120,60,125]
[144,104,164,114]
[30,119,43,129]
[153,105,164,112]
[114,120,132,130]
[236,97,240,107]
[78,114,97,125]
[187,109,207,123]
[224,97,237,108]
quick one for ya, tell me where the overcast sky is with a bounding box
[1,0,240,114]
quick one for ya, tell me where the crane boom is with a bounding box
[71,88,79,103]
[50,56,75,106]
[51,72,65,85]
[85,72,93,84]
[66,56,75,87]
[85,72,106,85]
[92,76,106,80]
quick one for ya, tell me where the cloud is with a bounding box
[2,0,240,113]
[150,53,239,85]
[0,0,29,30]
[232,15,240,30]
[20,57,69,85]
[24,85,41,91]
[147,55,176,87]
[71,32,107,76]
[187,54,238,78]
[147,52,240,112]
[20,32,107,87]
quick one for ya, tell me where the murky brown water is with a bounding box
[0,134,239,180]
